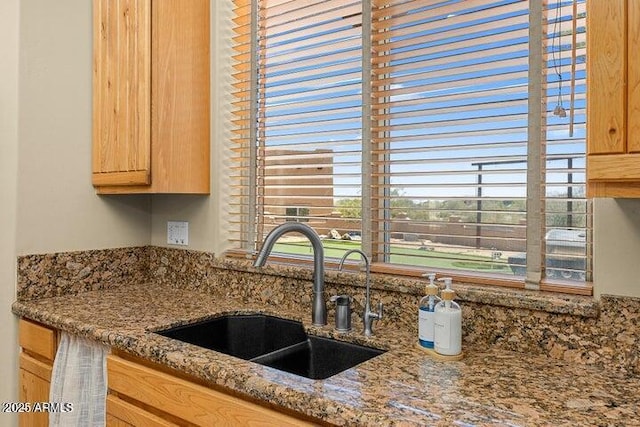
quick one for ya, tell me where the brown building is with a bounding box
[262,148,335,222]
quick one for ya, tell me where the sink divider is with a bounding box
[250,340,309,364]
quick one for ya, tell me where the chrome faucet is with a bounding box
[338,249,383,337]
[253,222,327,326]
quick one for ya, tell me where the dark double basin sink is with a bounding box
[156,314,385,379]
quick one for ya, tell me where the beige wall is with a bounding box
[1,0,151,417]
[16,0,150,255]
[593,199,640,298]
[0,0,20,421]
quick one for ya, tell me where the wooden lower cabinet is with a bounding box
[18,319,58,427]
[17,320,317,426]
[107,354,317,426]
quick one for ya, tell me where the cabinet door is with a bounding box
[18,320,58,427]
[587,0,626,155]
[586,0,640,196]
[19,354,52,427]
[92,0,151,187]
[629,0,640,153]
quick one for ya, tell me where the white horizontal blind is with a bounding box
[230,0,254,250]
[370,0,532,277]
[543,0,590,281]
[255,0,364,257]
[230,0,591,290]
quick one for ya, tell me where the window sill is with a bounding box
[221,252,598,319]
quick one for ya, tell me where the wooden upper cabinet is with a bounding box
[92,0,210,194]
[587,0,640,197]
[629,0,640,153]
[93,0,151,187]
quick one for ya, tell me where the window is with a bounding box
[285,207,310,222]
[231,0,591,294]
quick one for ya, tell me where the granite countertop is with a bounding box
[12,282,640,426]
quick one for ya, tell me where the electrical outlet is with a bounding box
[167,221,189,246]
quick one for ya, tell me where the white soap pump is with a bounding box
[434,278,462,356]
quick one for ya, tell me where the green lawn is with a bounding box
[273,240,513,274]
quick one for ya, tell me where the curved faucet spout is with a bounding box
[338,249,383,337]
[253,222,327,326]
[338,248,370,290]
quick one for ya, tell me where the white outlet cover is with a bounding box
[167,221,189,246]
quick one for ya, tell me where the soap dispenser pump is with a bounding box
[418,273,440,349]
[438,277,453,291]
[434,280,462,356]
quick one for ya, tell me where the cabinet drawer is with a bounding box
[19,319,57,362]
[19,353,53,383]
[106,395,177,427]
[107,355,314,427]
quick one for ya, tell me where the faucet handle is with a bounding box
[374,302,383,320]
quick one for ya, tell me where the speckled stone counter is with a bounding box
[12,283,640,426]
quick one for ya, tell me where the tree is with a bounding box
[336,198,361,218]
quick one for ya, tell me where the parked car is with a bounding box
[508,229,587,280]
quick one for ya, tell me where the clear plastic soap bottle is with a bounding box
[434,280,462,356]
[418,273,440,349]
